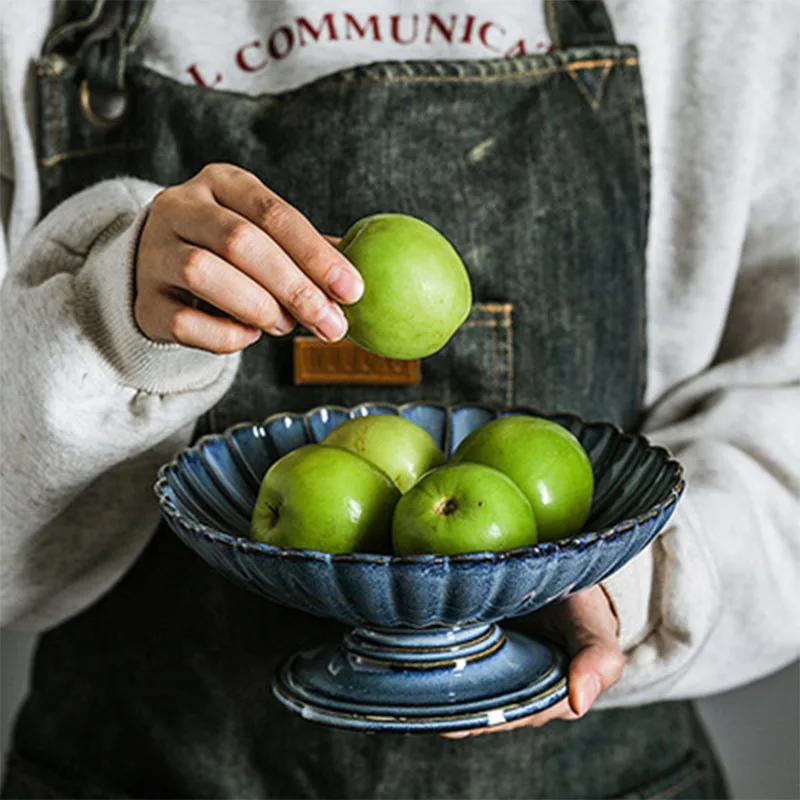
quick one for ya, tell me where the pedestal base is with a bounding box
[273,623,568,733]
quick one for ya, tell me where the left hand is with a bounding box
[441,585,623,739]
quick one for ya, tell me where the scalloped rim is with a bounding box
[154,402,685,566]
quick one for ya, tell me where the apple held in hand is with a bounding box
[250,444,400,553]
[338,214,472,359]
[391,463,537,556]
[321,415,444,493]
[451,417,594,542]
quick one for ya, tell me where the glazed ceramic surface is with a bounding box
[155,403,683,628]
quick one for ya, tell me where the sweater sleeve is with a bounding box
[0,179,240,631]
[601,347,799,706]
[597,25,800,704]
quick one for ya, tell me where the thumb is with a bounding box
[557,585,624,717]
[566,631,624,717]
[510,585,624,718]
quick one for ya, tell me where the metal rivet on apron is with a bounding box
[79,79,128,128]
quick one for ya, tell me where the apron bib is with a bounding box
[3,1,727,797]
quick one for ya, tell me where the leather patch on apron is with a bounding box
[293,337,421,386]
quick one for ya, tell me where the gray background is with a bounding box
[1,631,798,798]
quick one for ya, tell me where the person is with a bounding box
[1,0,798,797]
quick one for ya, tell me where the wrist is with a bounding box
[74,206,233,393]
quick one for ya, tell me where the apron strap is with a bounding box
[544,0,617,49]
[42,0,153,91]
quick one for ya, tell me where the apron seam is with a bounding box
[642,752,710,800]
[39,140,146,167]
[504,304,514,406]
[50,72,64,210]
[458,320,500,328]
[337,57,638,86]
[618,62,651,420]
[491,315,500,401]
[568,62,614,111]
[545,0,561,49]
[458,305,514,408]
[656,769,707,800]
[37,56,638,84]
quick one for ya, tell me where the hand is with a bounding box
[442,585,623,739]
[134,163,364,354]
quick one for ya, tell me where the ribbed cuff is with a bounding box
[74,207,233,394]
[602,543,655,653]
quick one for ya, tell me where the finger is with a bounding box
[171,244,295,336]
[141,293,262,354]
[480,586,622,729]
[566,642,624,717]
[441,697,578,739]
[559,588,624,716]
[202,164,364,304]
[172,200,348,342]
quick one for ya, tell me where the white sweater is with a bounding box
[1,0,798,709]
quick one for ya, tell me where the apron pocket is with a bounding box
[204,301,516,434]
[422,301,514,409]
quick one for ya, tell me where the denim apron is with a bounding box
[3,1,729,797]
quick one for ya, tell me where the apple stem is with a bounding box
[265,502,280,529]
[434,497,459,517]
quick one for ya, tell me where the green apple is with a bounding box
[250,444,400,553]
[321,415,444,493]
[451,417,594,542]
[391,463,537,555]
[338,213,472,359]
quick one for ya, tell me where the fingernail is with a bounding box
[443,731,472,739]
[327,266,364,304]
[578,675,602,716]
[274,315,295,335]
[315,304,348,342]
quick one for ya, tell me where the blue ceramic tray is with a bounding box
[155,403,684,733]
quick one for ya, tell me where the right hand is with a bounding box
[134,163,364,354]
